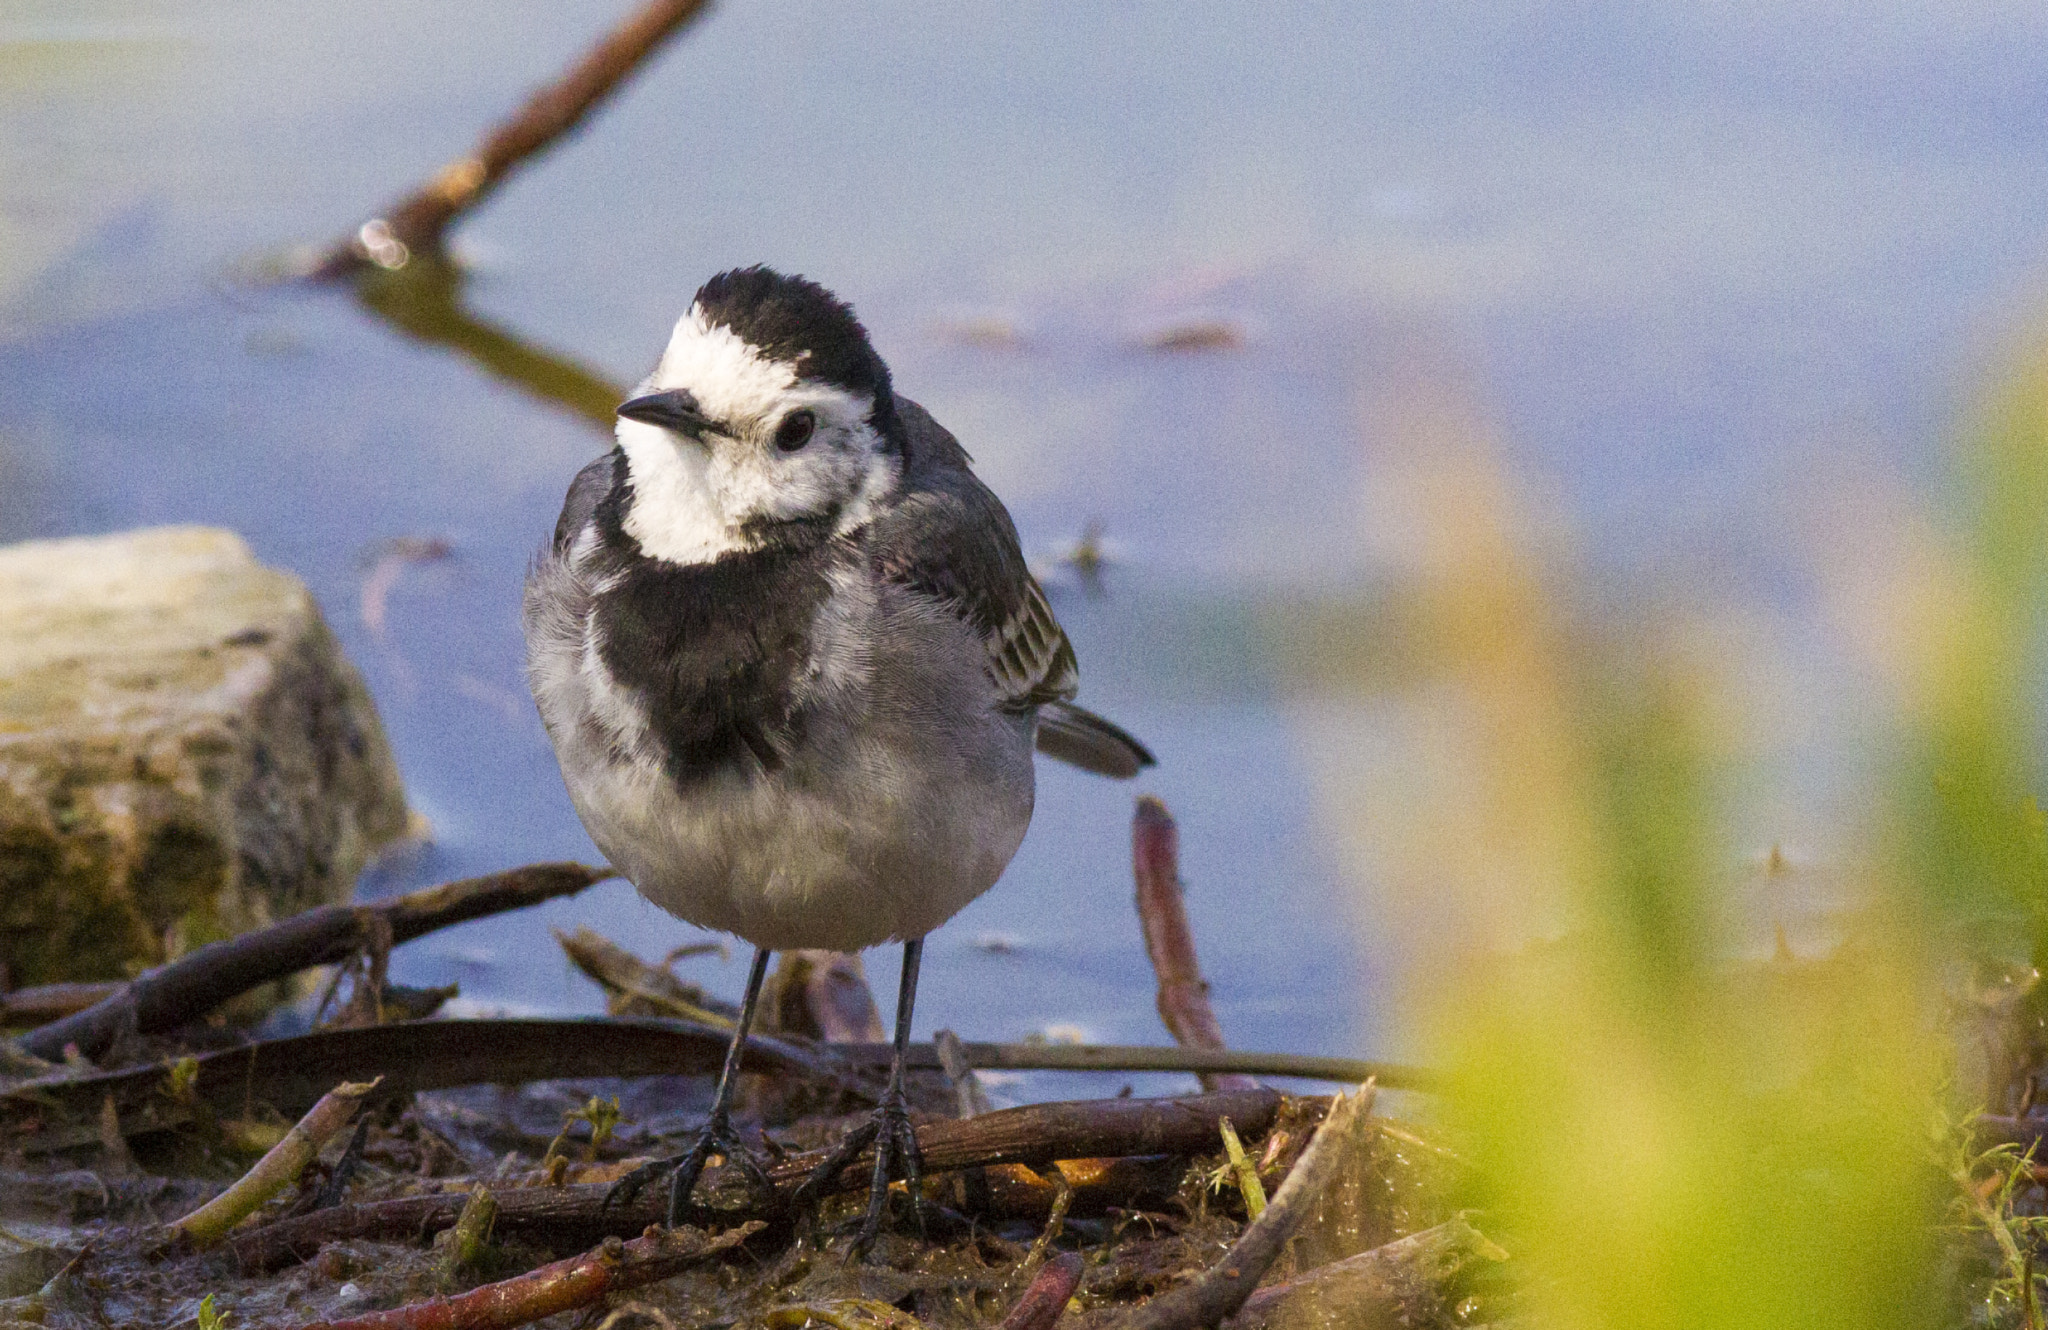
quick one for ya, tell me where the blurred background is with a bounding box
[5,0,2047,1114]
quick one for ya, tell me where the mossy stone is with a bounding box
[0,526,408,988]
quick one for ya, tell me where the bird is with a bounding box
[523,266,1154,1253]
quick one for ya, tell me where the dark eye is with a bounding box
[774,409,816,452]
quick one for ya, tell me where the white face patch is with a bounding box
[651,306,801,426]
[616,303,903,566]
[617,416,749,566]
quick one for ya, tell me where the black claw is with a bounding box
[665,1132,719,1226]
[794,1118,880,1214]
[895,1111,926,1239]
[847,1092,924,1261]
[605,1111,774,1225]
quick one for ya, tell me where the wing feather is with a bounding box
[866,400,1078,712]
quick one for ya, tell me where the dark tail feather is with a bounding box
[1034,702,1156,779]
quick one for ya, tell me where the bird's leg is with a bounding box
[794,937,927,1258]
[604,945,775,1225]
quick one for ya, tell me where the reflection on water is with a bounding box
[352,258,621,431]
[6,0,2048,1085]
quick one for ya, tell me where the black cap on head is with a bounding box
[693,267,898,437]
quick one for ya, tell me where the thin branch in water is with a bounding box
[360,535,455,640]
[309,0,716,279]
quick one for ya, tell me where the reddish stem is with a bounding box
[999,1251,1085,1330]
[1133,797,1257,1092]
[296,1222,759,1330]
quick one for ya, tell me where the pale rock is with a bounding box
[0,526,407,986]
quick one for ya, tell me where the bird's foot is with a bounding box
[604,1108,776,1226]
[793,1090,925,1260]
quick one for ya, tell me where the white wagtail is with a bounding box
[523,267,1153,1250]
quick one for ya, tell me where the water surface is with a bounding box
[6,0,2048,1093]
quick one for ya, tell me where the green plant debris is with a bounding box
[542,1094,623,1169]
[1219,1115,1267,1218]
[163,1055,199,1104]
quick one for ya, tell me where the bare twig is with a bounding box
[310,0,715,279]
[918,1042,1428,1089]
[4,1017,850,1153]
[231,1086,1294,1272]
[18,862,613,1063]
[557,927,737,1026]
[1224,1216,1508,1330]
[1113,1081,1378,1330]
[299,1221,762,1330]
[5,1015,1423,1154]
[0,982,121,1027]
[1133,797,1256,1093]
[1016,1171,1075,1280]
[999,1251,1084,1330]
[170,1077,382,1248]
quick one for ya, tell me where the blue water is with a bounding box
[6,0,2048,1093]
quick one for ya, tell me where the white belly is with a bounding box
[562,731,1032,951]
[526,553,1037,951]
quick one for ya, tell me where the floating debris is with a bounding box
[1140,320,1243,353]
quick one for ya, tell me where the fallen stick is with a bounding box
[4,1016,1425,1152]
[1133,798,1257,1093]
[999,1251,1085,1330]
[0,981,122,1027]
[1112,1082,1378,1330]
[231,1086,1293,1273]
[310,0,714,279]
[557,926,738,1026]
[1223,1215,1507,1330]
[2,1017,848,1152]
[899,1039,1428,1089]
[170,1077,382,1248]
[17,862,613,1064]
[298,1220,762,1330]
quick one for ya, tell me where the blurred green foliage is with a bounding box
[1352,331,2048,1326]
